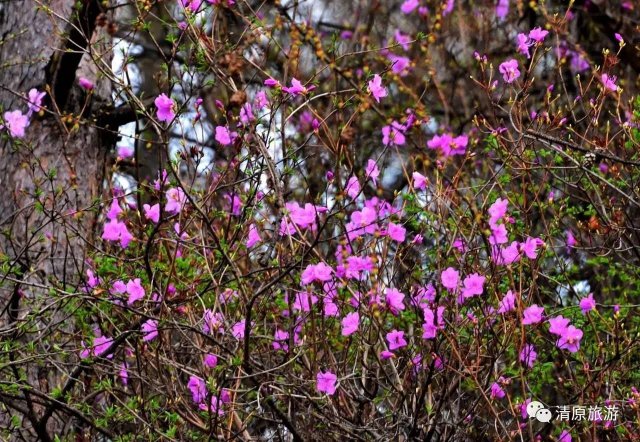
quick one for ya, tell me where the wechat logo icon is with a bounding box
[527,401,553,423]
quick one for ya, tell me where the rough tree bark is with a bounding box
[0,1,112,439]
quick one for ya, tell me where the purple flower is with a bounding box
[521,237,544,259]
[548,315,571,336]
[143,203,160,224]
[558,430,572,442]
[461,273,485,299]
[365,159,380,185]
[387,222,406,242]
[204,353,218,368]
[490,381,505,399]
[426,133,468,157]
[341,312,360,336]
[516,33,531,58]
[382,122,406,146]
[141,319,158,342]
[498,290,516,314]
[215,125,235,145]
[422,307,437,339]
[579,293,596,314]
[101,219,134,248]
[246,224,261,248]
[27,89,46,114]
[155,94,175,122]
[126,278,146,305]
[413,172,427,190]
[316,371,338,395]
[601,74,618,92]
[282,78,313,96]
[442,0,454,16]
[78,77,94,90]
[368,74,388,103]
[528,27,549,43]
[556,325,583,353]
[300,262,333,285]
[117,145,134,159]
[345,176,361,199]
[519,343,537,368]
[496,0,509,20]
[386,329,407,350]
[499,59,520,83]
[522,304,544,325]
[441,267,459,292]
[3,110,29,138]
[388,54,411,76]
[106,199,122,220]
[231,320,251,340]
[400,0,419,14]
[187,375,207,404]
[165,187,187,214]
[385,288,406,313]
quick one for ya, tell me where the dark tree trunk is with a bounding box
[0,1,111,439]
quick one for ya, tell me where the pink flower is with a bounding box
[165,187,187,214]
[181,0,202,11]
[344,255,373,279]
[365,159,380,185]
[499,59,520,83]
[143,203,160,224]
[516,33,531,58]
[231,320,250,339]
[341,312,360,336]
[580,293,596,314]
[489,223,508,245]
[498,290,516,314]
[119,362,128,386]
[495,0,509,19]
[202,310,224,335]
[443,0,454,16]
[188,375,207,403]
[239,102,254,125]
[141,319,158,342]
[78,77,94,90]
[386,329,407,350]
[27,89,46,114]
[528,27,548,43]
[556,325,583,353]
[380,350,395,359]
[107,199,122,220]
[520,237,544,259]
[368,74,387,103]
[126,278,146,305]
[246,224,261,248]
[101,219,134,248]
[117,145,133,159]
[488,198,508,228]
[601,74,618,92]
[522,304,544,325]
[566,230,577,248]
[519,343,537,368]
[215,125,235,145]
[388,54,411,76]
[387,222,406,242]
[461,273,485,299]
[282,78,313,96]
[413,172,427,190]
[300,262,333,285]
[400,0,418,14]
[345,176,361,199]
[155,93,175,122]
[558,430,572,442]
[316,371,338,395]
[548,315,571,336]
[3,110,29,138]
[204,353,218,368]
[441,267,459,291]
[422,307,437,339]
[382,122,406,146]
[264,78,280,88]
[490,382,505,399]
[385,288,406,313]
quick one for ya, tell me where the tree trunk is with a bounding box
[0,1,111,439]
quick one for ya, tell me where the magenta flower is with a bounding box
[246,224,261,248]
[300,262,333,285]
[231,320,251,340]
[548,315,571,336]
[78,77,94,90]
[106,199,122,220]
[499,59,520,83]
[282,78,313,96]
[566,230,577,248]
[143,203,160,224]
[382,122,406,146]
[413,172,427,190]
[601,74,618,92]
[126,278,146,305]
[516,33,531,58]
[345,176,361,199]
[426,133,468,157]
[202,310,224,335]
[316,371,338,395]
[579,293,596,314]
[386,329,407,350]
[154,93,175,122]
[165,187,187,214]
[27,88,46,114]
[488,198,508,228]
[495,0,509,19]
[529,27,549,43]
[522,304,544,325]
[519,343,537,368]
[380,350,395,359]
[141,319,158,342]
[365,159,380,185]
[239,102,254,125]
[215,125,235,145]
[368,74,388,103]
[385,288,406,313]
[117,145,134,159]
[489,223,508,245]
[490,382,506,399]
[400,0,418,14]
[341,312,360,336]
[204,353,218,368]
[344,255,373,279]
[387,222,406,242]
[3,110,29,138]
[556,325,583,353]
[388,54,411,76]
[441,267,459,292]
[498,290,516,314]
[187,375,207,404]
[422,307,437,339]
[101,219,134,248]
[461,273,485,299]
[521,237,544,259]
